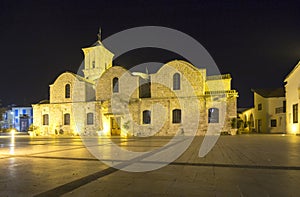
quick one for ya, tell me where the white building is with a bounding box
[284,61,300,134]
[241,88,286,133]
[1,109,13,129]
[2,106,33,131]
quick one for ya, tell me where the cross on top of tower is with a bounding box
[97,27,101,41]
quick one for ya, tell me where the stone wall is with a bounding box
[50,72,95,103]
[206,75,232,91]
[34,58,238,136]
[151,60,205,98]
[96,66,139,101]
[82,44,114,81]
[32,101,99,136]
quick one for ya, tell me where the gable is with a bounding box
[284,61,300,82]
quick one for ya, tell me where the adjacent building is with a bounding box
[284,61,300,134]
[241,88,286,133]
[32,30,238,136]
[1,106,33,132]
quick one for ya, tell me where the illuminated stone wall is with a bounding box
[96,66,139,101]
[95,60,237,136]
[49,72,95,103]
[82,43,114,82]
[151,60,206,98]
[205,74,232,92]
[32,102,100,136]
[33,39,238,136]
[33,71,98,136]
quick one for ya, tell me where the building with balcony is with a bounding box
[241,88,286,133]
[1,106,33,132]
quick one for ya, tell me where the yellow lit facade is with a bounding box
[285,61,300,134]
[240,88,286,133]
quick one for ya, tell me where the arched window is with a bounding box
[208,108,219,123]
[172,109,181,123]
[143,110,151,124]
[65,84,71,98]
[112,77,119,93]
[173,73,180,90]
[92,61,95,68]
[43,114,49,125]
[64,113,70,125]
[87,113,94,125]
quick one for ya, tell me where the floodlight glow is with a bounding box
[292,124,297,134]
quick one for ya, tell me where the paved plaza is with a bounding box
[1,134,300,196]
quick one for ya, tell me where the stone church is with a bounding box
[32,30,238,136]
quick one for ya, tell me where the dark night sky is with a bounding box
[1,0,300,107]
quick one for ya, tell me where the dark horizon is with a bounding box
[1,0,300,108]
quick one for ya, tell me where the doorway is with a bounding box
[257,119,262,133]
[20,115,29,132]
[111,117,121,136]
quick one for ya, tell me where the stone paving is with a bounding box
[0,134,300,196]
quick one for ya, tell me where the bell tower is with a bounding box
[82,28,114,82]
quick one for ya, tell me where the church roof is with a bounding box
[91,40,102,47]
[38,100,50,104]
[131,72,149,79]
[66,72,95,84]
[251,88,285,98]
[237,107,252,113]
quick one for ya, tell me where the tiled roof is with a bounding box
[67,72,95,84]
[284,60,300,81]
[91,40,102,47]
[251,88,285,98]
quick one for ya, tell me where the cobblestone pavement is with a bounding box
[1,134,300,196]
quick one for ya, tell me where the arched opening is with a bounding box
[87,113,94,125]
[173,73,180,90]
[64,113,70,125]
[250,114,254,132]
[42,114,49,125]
[65,84,71,98]
[172,109,181,123]
[143,110,151,124]
[112,77,119,93]
[208,108,219,123]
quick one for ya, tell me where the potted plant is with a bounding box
[230,118,238,135]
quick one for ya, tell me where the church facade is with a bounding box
[32,31,238,136]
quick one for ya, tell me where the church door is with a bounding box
[111,117,121,136]
[20,115,29,132]
[257,119,262,133]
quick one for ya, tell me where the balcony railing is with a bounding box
[206,74,231,80]
[205,90,238,95]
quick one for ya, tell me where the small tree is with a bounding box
[244,121,248,128]
[231,118,237,129]
[0,99,6,122]
[0,99,6,131]
[122,120,130,130]
[237,119,244,129]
